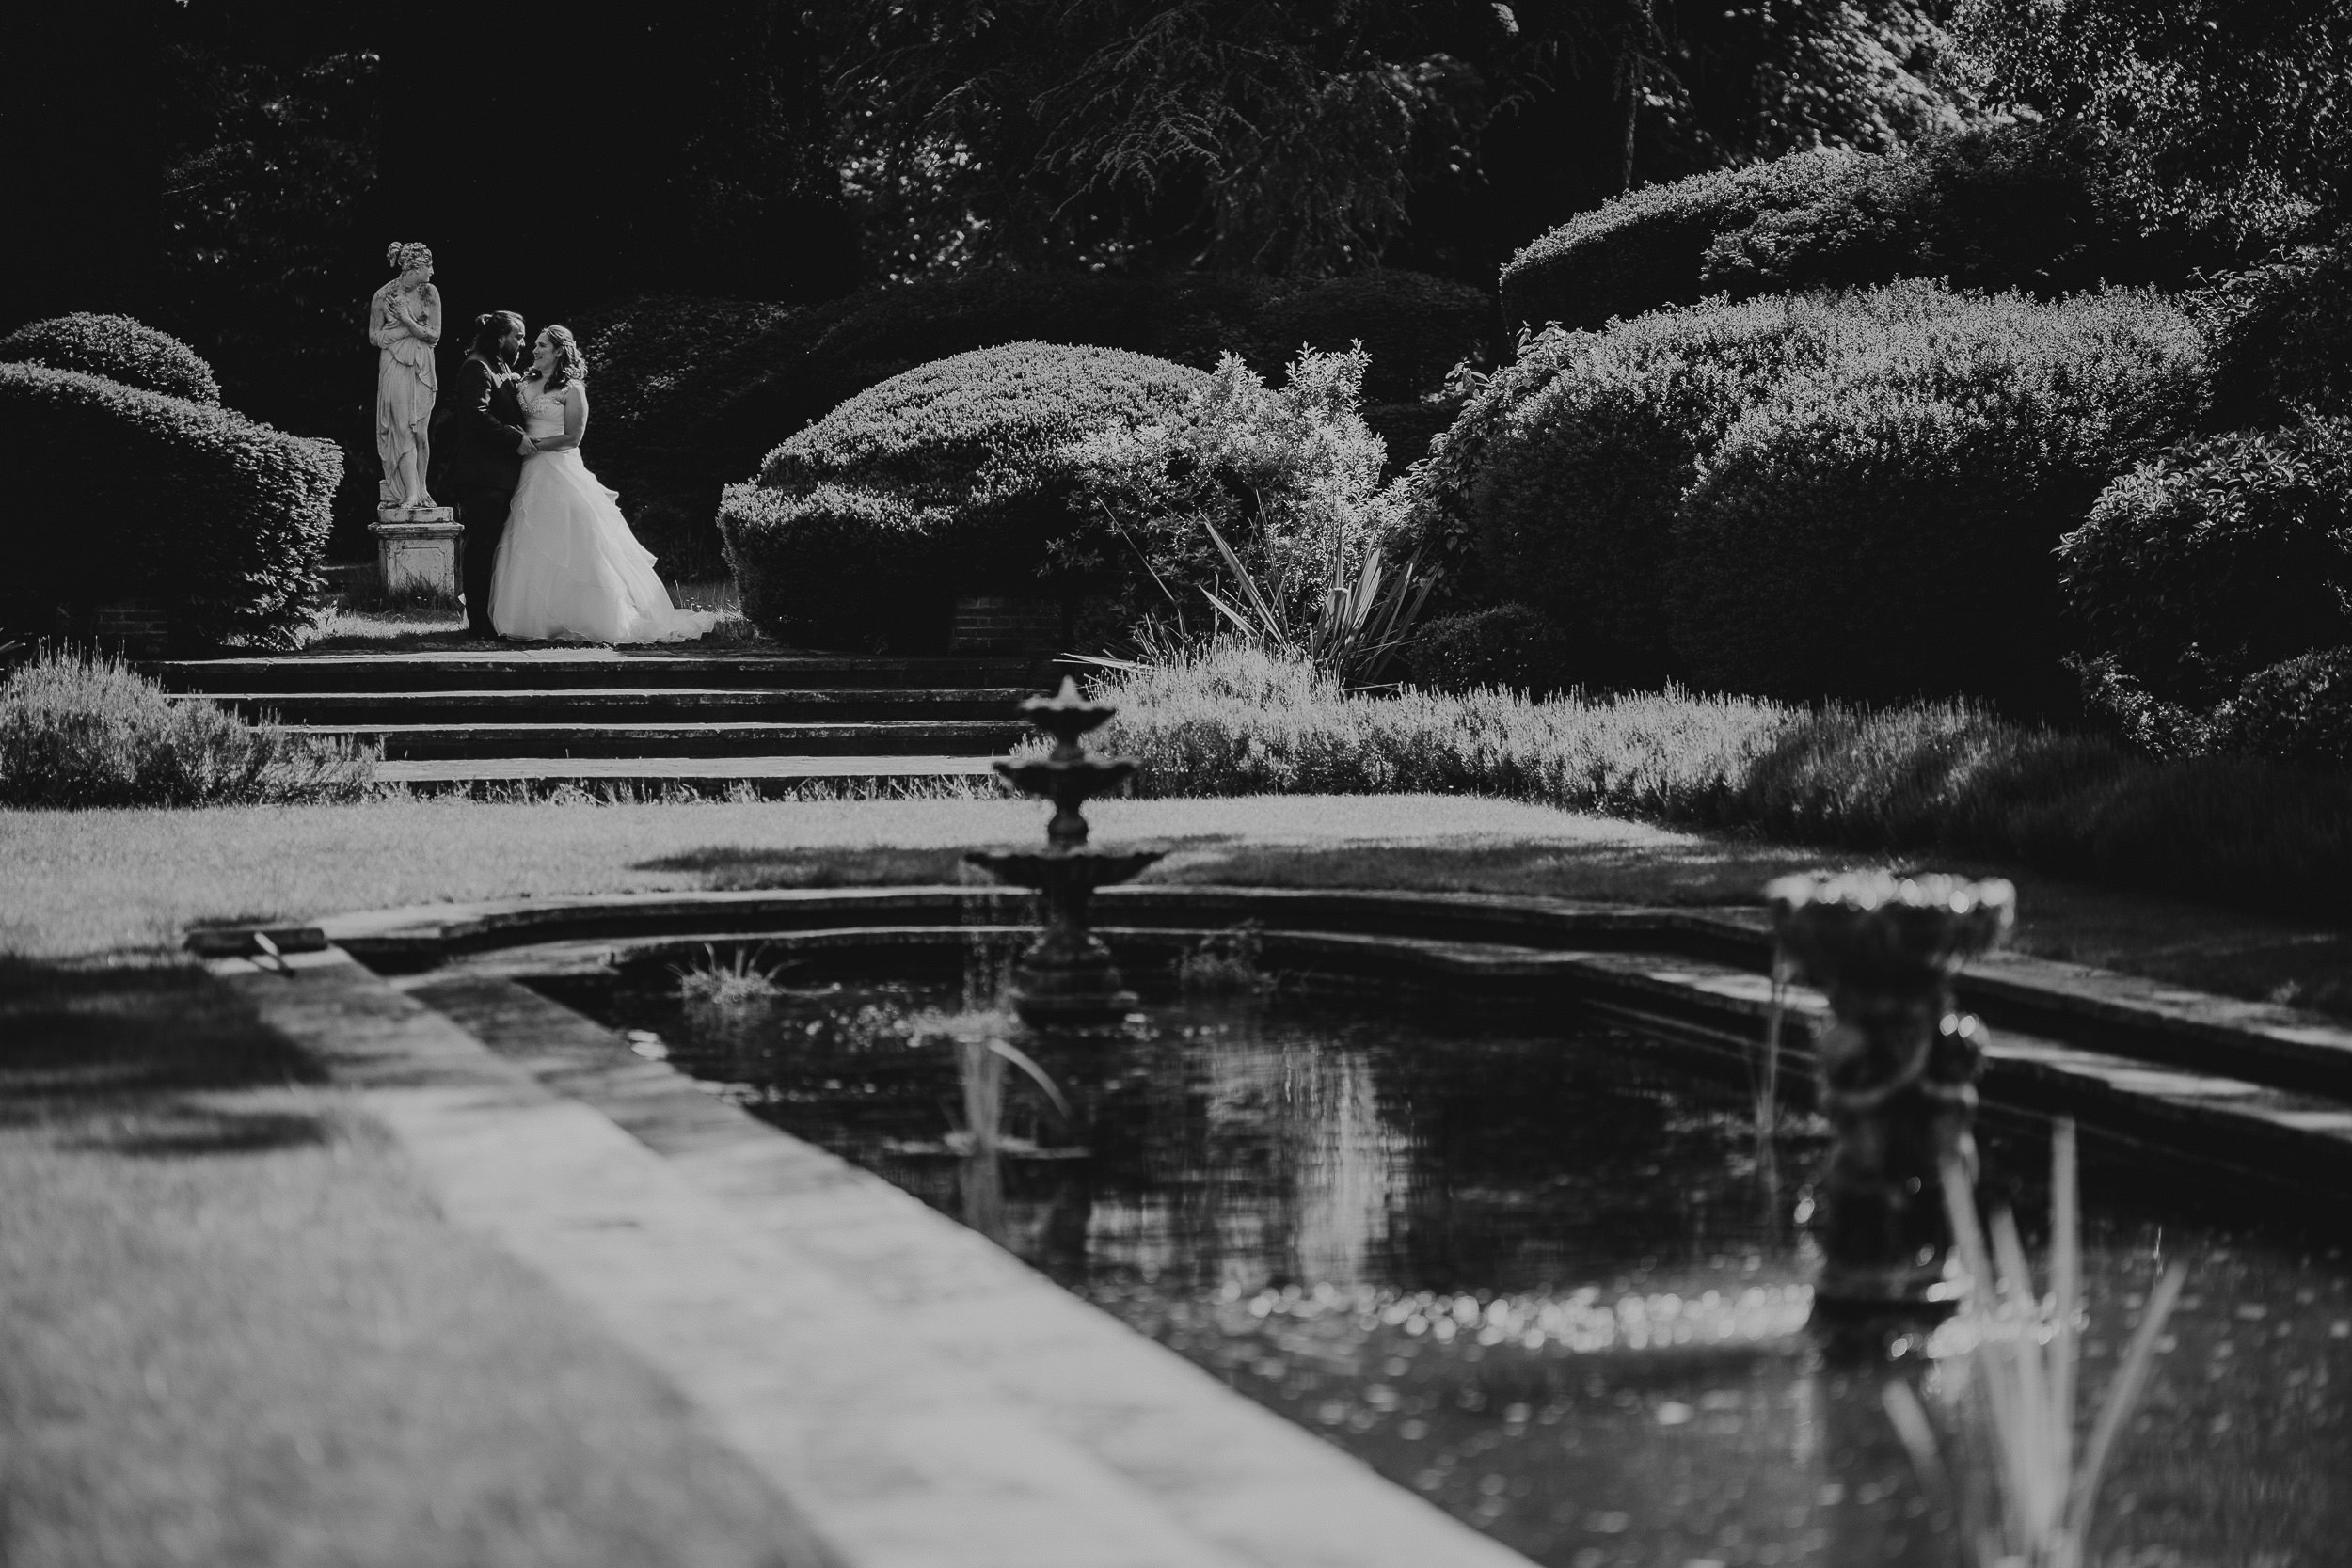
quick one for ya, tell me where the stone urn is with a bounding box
[1768,871,2014,1315]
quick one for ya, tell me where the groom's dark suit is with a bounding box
[443,353,530,637]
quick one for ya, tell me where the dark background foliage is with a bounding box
[2,0,1984,547]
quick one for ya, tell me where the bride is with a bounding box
[489,325,719,643]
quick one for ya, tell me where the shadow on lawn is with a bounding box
[0,958,330,1155]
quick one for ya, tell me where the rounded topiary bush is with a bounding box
[0,363,340,648]
[2059,416,2352,707]
[1405,282,1992,687]
[0,312,221,404]
[1667,289,2207,706]
[721,342,1208,650]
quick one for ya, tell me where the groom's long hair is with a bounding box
[469,311,524,360]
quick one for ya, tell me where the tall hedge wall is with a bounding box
[0,363,339,648]
[721,342,1208,650]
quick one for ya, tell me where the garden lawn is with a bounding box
[5,793,2345,1016]
[0,961,829,1568]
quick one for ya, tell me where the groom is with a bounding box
[442,310,534,639]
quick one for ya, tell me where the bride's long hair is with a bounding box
[531,325,588,392]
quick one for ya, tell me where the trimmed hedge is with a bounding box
[1501,123,2186,334]
[1404,283,1994,687]
[0,363,340,649]
[721,343,1207,650]
[2059,416,2352,707]
[1,312,221,404]
[1667,288,2206,706]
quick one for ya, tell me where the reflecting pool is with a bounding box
[570,970,2352,1568]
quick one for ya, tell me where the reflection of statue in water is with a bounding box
[370,241,441,515]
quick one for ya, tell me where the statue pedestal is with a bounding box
[371,508,462,601]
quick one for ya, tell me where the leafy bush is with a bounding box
[721,342,1206,650]
[0,363,341,649]
[1406,604,1571,695]
[2201,232,2352,429]
[2059,416,2352,707]
[1501,124,2190,334]
[1404,283,1994,686]
[2220,649,2352,768]
[0,648,373,807]
[0,312,221,404]
[1667,288,2206,705]
[1067,347,1402,610]
[1087,643,2352,917]
[1500,148,1866,332]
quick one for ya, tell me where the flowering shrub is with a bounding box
[1065,347,1403,618]
[0,362,340,649]
[0,312,221,404]
[0,648,373,807]
[1087,642,2352,917]
[1669,287,2205,705]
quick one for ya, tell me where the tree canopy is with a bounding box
[1959,0,2352,239]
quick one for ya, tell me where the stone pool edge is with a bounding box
[200,943,1538,1568]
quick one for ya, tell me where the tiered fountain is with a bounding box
[1768,870,2015,1318]
[966,679,1164,1029]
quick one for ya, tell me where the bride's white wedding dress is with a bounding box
[489,380,719,643]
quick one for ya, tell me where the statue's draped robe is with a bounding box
[373,283,438,509]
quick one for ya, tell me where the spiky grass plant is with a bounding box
[672,944,790,1007]
[1883,1120,2187,1568]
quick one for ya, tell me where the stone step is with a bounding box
[199,687,1040,726]
[151,650,1046,694]
[273,719,1027,761]
[375,754,1005,795]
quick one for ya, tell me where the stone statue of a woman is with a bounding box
[370,241,442,515]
